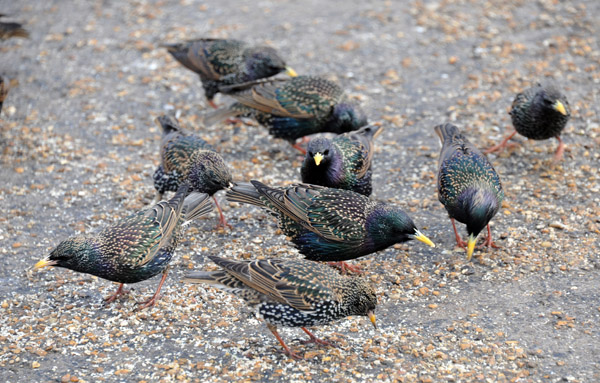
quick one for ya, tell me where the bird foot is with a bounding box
[300,336,335,347]
[208,100,219,109]
[282,349,303,360]
[103,284,129,304]
[479,237,500,249]
[137,295,160,310]
[214,213,232,230]
[454,239,468,250]
[484,130,518,155]
[328,261,362,274]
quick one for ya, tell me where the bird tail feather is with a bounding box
[434,123,460,144]
[201,107,241,127]
[155,115,181,135]
[182,192,214,224]
[225,182,264,208]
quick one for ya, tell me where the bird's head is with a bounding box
[368,206,435,248]
[331,103,368,134]
[460,188,500,260]
[305,137,335,167]
[35,235,90,271]
[345,278,378,329]
[188,151,233,196]
[245,46,297,78]
[535,84,570,118]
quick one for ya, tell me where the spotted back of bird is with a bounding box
[436,123,504,234]
[184,256,377,326]
[46,186,213,284]
[302,125,383,195]
[163,38,289,101]
[510,83,570,140]
[218,76,368,142]
[153,115,231,197]
[226,181,424,262]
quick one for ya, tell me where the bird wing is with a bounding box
[208,257,343,311]
[102,195,184,268]
[176,39,245,81]
[227,77,343,120]
[253,182,367,243]
[161,133,212,173]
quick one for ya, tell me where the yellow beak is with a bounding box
[466,233,476,261]
[313,152,324,166]
[368,311,377,329]
[413,230,435,248]
[285,66,298,77]
[553,100,567,116]
[34,258,57,269]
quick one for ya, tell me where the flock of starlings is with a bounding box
[1,18,571,360]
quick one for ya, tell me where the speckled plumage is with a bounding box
[486,83,571,161]
[0,15,29,40]
[184,256,377,359]
[226,181,434,262]
[152,115,233,228]
[510,84,570,140]
[162,38,293,105]
[436,123,504,259]
[36,185,213,307]
[301,125,383,196]
[208,76,368,147]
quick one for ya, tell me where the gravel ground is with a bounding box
[1,0,600,382]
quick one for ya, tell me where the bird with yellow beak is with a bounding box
[486,83,571,162]
[435,123,504,261]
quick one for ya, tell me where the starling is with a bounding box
[207,75,368,153]
[435,123,504,260]
[301,124,383,196]
[34,185,213,309]
[153,115,233,229]
[184,256,377,359]
[0,76,8,113]
[485,83,571,161]
[162,38,297,108]
[226,181,434,272]
[0,15,29,40]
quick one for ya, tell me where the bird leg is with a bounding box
[291,137,310,155]
[450,219,468,249]
[300,327,335,347]
[104,283,129,304]
[327,261,362,274]
[137,269,169,310]
[213,196,232,230]
[479,224,500,249]
[484,130,518,155]
[267,323,302,360]
[553,136,565,162]
[207,100,218,109]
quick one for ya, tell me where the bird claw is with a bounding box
[300,337,336,348]
[282,349,303,360]
[136,296,159,310]
[103,285,129,304]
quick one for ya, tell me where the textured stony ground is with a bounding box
[1,0,600,382]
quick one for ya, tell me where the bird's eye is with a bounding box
[323,149,329,155]
[308,151,313,157]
